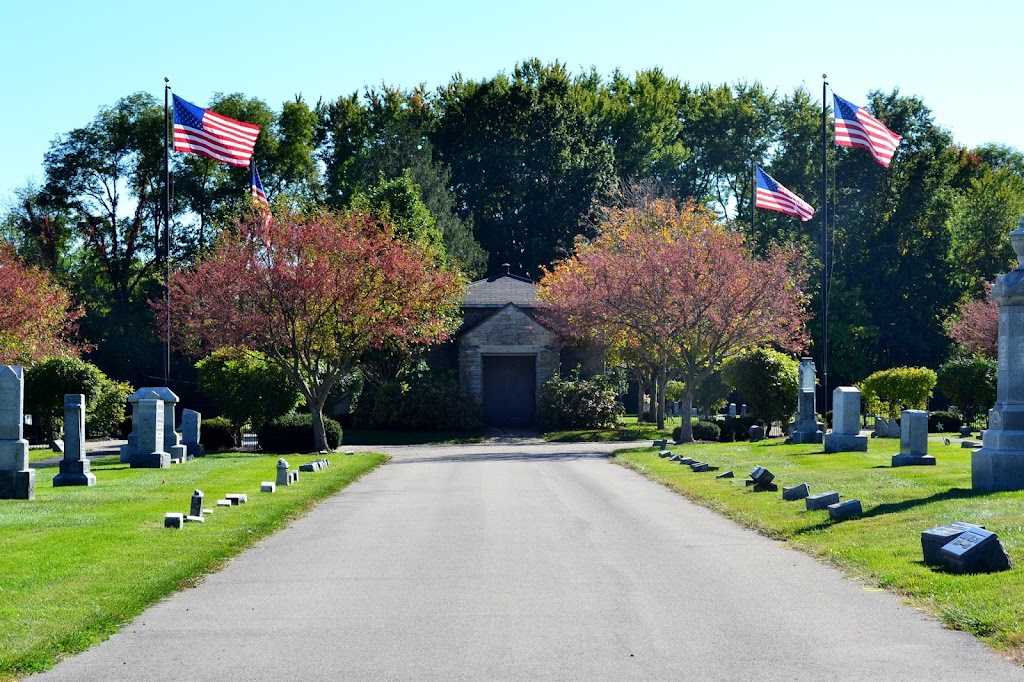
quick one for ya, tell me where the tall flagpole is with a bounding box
[821,74,829,419]
[750,158,756,240]
[163,77,171,386]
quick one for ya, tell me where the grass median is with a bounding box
[0,451,386,679]
[615,437,1024,662]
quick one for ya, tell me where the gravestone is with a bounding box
[0,366,35,499]
[53,394,96,487]
[921,522,983,565]
[828,499,863,520]
[728,403,737,417]
[749,425,765,442]
[789,357,823,444]
[658,450,672,458]
[958,425,972,438]
[164,513,184,529]
[261,482,276,493]
[824,387,868,453]
[121,387,186,464]
[747,466,777,492]
[716,470,734,479]
[892,410,935,466]
[130,392,171,469]
[806,491,840,511]
[276,458,291,487]
[180,409,205,458]
[190,490,204,518]
[782,483,810,501]
[652,439,667,449]
[225,493,247,505]
[873,417,900,439]
[973,220,1024,490]
[939,527,1012,573]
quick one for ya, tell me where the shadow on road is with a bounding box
[388,451,615,465]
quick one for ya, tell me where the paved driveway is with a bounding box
[34,442,1024,681]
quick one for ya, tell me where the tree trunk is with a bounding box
[656,364,667,430]
[637,372,648,422]
[309,400,329,452]
[679,388,695,443]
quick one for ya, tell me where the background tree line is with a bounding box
[2,58,1021,402]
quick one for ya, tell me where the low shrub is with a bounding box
[201,417,236,452]
[928,411,963,434]
[358,376,481,431]
[539,373,624,430]
[859,366,937,419]
[717,416,757,442]
[258,413,343,453]
[675,421,721,442]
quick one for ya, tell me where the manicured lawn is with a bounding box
[615,437,1024,661]
[544,415,678,442]
[0,451,385,679]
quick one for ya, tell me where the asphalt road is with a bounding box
[34,442,1024,681]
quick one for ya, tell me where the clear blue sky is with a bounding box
[2,0,1018,207]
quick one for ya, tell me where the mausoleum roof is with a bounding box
[463,267,538,308]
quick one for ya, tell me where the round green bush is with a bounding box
[928,411,962,433]
[202,416,236,452]
[258,413,342,453]
[674,421,721,442]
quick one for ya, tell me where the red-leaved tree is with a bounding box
[163,209,463,450]
[0,246,83,364]
[538,200,809,442]
[947,283,998,359]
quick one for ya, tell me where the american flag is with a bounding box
[833,93,901,167]
[251,164,273,234]
[173,94,260,167]
[755,167,815,221]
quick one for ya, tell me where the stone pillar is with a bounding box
[974,217,1024,489]
[53,394,97,486]
[190,489,205,517]
[893,409,935,466]
[0,366,34,499]
[122,387,187,464]
[789,357,823,444]
[181,409,205,458]
[130,392,171,469]
[824,387,868,452]
[276,458,291,486]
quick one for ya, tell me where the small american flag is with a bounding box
[833,93,901,167]
[755,167,814,221]
[251,164,272,234]
[173,94,260,167]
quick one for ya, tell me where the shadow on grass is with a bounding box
[864,487,994,519]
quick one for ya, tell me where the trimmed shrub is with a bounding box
[539,373,624,430]
[202,416,236,452]
[196,347,300,435]
[24,356,132,441]
[928,411,963,434]
[258,413,343,453]
[717,416,757,442]
[859,367,937,419]
[675,421,721,442]
[358,375,481,431]
[721,348,799,428]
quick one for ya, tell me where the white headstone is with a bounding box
[0,365,34,499]
[831,387,862,436]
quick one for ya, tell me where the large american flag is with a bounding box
[833,93,901,167]
[755,166,815,221]
[173,94,260,167]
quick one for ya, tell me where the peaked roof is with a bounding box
[463,266,538,308]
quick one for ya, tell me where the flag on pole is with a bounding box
[251,164,273,234]
[833,93,901,167]
[755,166,815,221]
[173,94,260,167]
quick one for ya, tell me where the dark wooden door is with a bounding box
[482,355,536,427]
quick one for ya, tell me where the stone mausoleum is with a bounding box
[434,265,596,428]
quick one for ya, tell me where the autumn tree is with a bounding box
[947,283,998,359]
[164,209,462,450]
[0,246,83,364]
[538,199,808,442]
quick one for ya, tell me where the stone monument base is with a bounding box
[131,451,171,469]
[972,449,1024,491]
[119,444,133,464]
[790,430,823,445]
[0,469,35,499]
[824,434,868,453]
[54,459,97,486]
[892,454,936,467]
[185,443,205,458]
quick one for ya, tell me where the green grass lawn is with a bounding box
[0,451,385,680]
[615,437,1024,662]
[544,415,678,442]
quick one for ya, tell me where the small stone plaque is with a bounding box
[164,513,184,529]
[653,439,668,449]
[184,515,205,524]
[345,450,355,455]
[752,482,778,493]
[749,466,775,485]
[782,483,810,501]
[668,454,681,461]
[677,457,696,465]
[203,508,213,515]
[940,528,1013,573]
[225,493,247,505]
[261,482,276,493]
[828,499,862,520]
[658,450,672,458]
[716,471,734,479]
[921,522,982,565]
[216,499,231,507]
[806,491,840,511]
